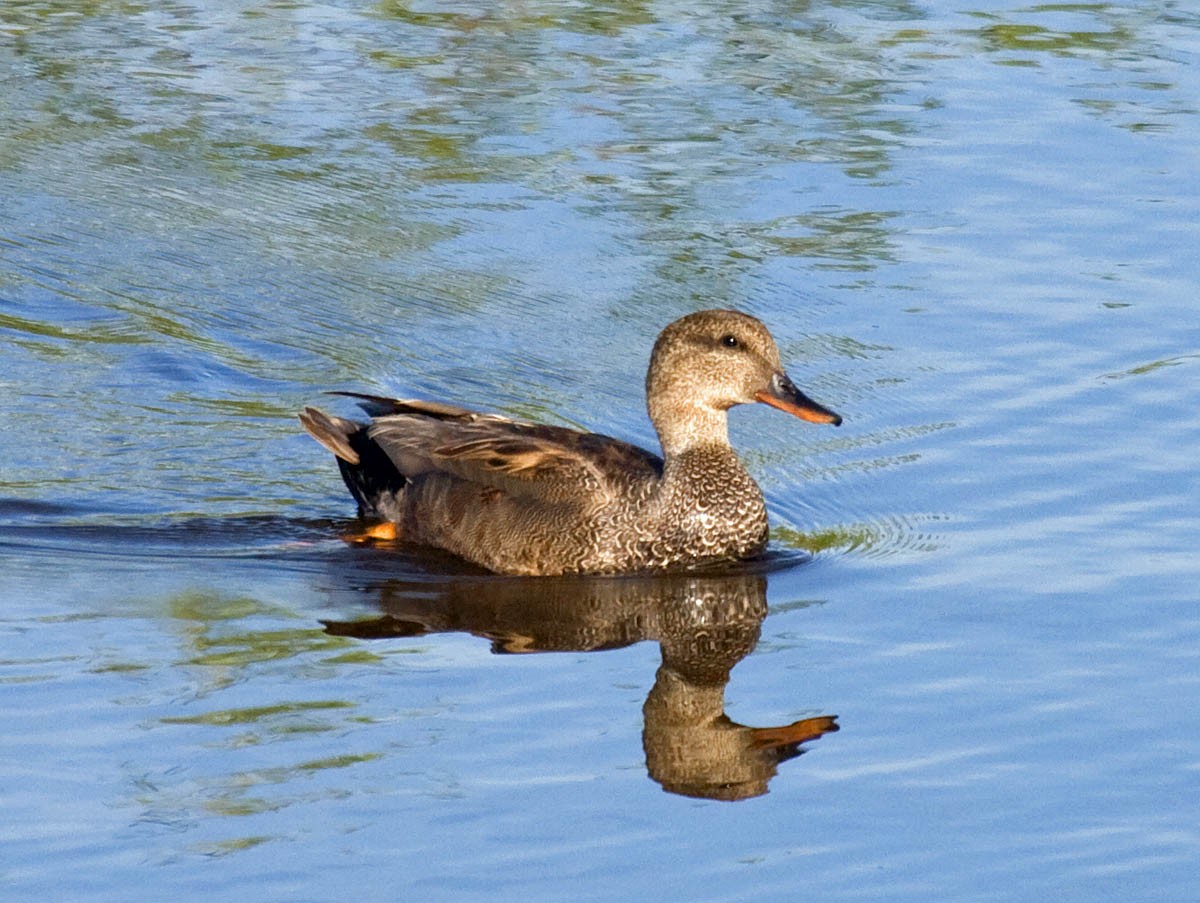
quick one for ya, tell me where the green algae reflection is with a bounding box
[167,591,360,670]
[162,700,354,728]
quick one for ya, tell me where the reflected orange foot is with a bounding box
[749,715,839,750]
[342,521,400,544]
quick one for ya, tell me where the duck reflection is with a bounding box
[323,567,837,800]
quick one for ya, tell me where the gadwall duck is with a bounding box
[300,309,841,575]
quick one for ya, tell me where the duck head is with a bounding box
[646,309,842,455]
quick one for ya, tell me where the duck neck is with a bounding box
[650,398,731,461]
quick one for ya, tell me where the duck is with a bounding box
[300,309,841,576]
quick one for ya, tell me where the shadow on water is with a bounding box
[322,565,838,801]
[0,505,838,801]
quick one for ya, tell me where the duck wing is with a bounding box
[349,395,662,505]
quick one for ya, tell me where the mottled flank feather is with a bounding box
[300,310,841,575]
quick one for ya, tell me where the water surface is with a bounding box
[2,1,1199,900]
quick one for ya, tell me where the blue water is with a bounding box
[2,1,1199,900]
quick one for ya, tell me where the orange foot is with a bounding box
[749,715,839,750]
[342,521,400,544]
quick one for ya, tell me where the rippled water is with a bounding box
[3,1,1199,900]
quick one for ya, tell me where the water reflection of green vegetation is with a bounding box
[775,524,875,555]
[143,738,381,839]
[362,123,474,176]
[186,627,349,667]
[774,520,941,557]
[162,700,354,727]
[753,209,900,271]
[90,661,152,674]
[374,0,656,36]
[0,311,146,347]
[197,835,274,857]
[167,591,369,679]
[193,751,381,789]
[1103,353,1199,381]
[975,20,1134,57]
[965,4,1154,67]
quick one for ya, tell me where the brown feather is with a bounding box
[298,407,360,465]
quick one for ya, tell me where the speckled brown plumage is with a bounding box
[300,309,841,575]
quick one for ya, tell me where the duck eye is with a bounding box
[721,334,739,349]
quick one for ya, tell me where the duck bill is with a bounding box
[754,372,842,426]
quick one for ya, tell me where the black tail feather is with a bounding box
[338,427,407,518]
[300,406,407,518]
